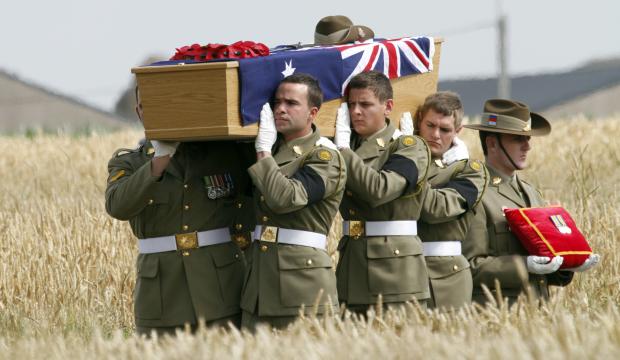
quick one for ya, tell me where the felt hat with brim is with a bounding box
[464,98,551,136]
[314,15,374,45]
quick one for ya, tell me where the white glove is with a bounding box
[255,102,277,153]
[316,137,338,150]
[151,140,179,158]
[442,136,469,165]
[565,254,600,272]
[399,112,414,135]
[526,256,563,275]
[334,103,351,149]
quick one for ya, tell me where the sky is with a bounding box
[2,0,619,112]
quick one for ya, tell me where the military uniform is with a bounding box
[463,165,573,304]
[105,141,255,333]
[418,158,488,310]
[336,123,487,310]
[240,129,346,329]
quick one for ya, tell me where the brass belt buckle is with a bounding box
[176,231,199,256]
[260,226,278,243]
[349,221,364,239]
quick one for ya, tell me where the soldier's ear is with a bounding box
[384,99,394,116]
[308,106,319,121]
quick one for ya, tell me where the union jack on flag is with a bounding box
[334,37,435,94]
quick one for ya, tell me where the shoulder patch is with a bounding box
[401,135,416,147]
[317,149,332,161]
[109,170,126,183]
[470,160,482,172]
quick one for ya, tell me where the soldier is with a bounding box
[333,71,487,313]
[462,99,600,305]
[240,73,346,330]
[412,91,485,310]
[105,88,254,336]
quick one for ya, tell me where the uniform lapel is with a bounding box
[487,165,527,207]
[516,175,537,207]
[353,122,394,161]
[274,128,320,167]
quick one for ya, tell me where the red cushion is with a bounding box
[503,206,592,269]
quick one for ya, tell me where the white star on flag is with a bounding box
[281,60,296,77]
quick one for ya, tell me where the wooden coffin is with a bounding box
[132,38,443,141]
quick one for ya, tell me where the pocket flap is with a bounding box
[210,242,241,268]
[426,256,470,279]
[137,255,159,278]
[366,236,423,259]
[147,191,170,205]
[278,246,333,270]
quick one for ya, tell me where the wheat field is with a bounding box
[0,116,619,359]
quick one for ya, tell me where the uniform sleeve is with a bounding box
[340,135,428,208]
[462,205,529,289]
[105,153,160,221]
[419,159,489,224]
[248,148,345,214]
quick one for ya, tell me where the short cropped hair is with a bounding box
[280,73,323,109]
[415,91,464,128]
[347,71,393,102]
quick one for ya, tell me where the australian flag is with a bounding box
[237,36,434,125]
[150,37,434,126]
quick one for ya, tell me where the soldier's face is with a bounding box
[347,88,393,138]
[273,83,317,141]
[417,109,461,159]
[489,134,532,172]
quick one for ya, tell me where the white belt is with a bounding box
[253,225,327,250]
[342,220,417,236]
[423,241,462,256]
[138,228,231,254]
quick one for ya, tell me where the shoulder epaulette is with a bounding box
[113,145,141,158]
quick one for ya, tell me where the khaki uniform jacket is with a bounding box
[105,141,255,328]
[241,129,346,317]
[418,159,488,309]
[336,124,488,305]
[463,165,573,304]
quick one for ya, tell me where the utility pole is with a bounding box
[497,2,510,98]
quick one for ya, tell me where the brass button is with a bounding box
[183,204,190,210]
[349,209,356,216]
[306,259,313,266]
[346,190,353,196]
[262,215,269,222]
[148,199,154,205]
[183,184,189,189]
[235,223,243,230]
[182,225,189,231]
[182,251,190,256]
[539,279,545,285]
[260,195,265,202]
[237,202,243,209]
[260,245,268,252]
[234,253,240,259]
[453,265,459,271]
[394,249,400,256]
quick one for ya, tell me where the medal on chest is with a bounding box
[203,173,235,199]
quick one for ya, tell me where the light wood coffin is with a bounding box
[132,38,443,141]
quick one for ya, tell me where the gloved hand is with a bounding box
[334,102,351,149]
[255,102,277,153]
[526,255,563,275]
[399,111,414,135]
[442,136,469,165]
[151,140,179,158]
[565,254,600,272]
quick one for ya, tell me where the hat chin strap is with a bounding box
[496,134,523,171]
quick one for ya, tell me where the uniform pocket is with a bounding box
[490,221,511,254]
[278,246,337,308]
[210,242,246,305]
[134,255,162,320]
[367,236,427,296]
